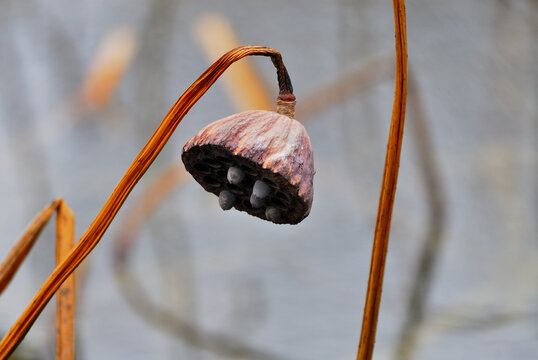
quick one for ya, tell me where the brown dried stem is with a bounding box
[0,45,294,358]
[295,56,394,120]
[356,1,407,360]
[55,202,75,360]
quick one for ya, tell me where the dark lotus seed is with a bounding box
[250,193,265,208]
[227,166,244,184]
[265,207,281,222]
[218,190,235,210]
[253,180,270,199]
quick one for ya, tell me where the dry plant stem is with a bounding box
[55,202,75,360]
[81,27,137,108]
[356,1,407,360]
[117,266,295,359]
[0,45,294,358]
[0,200,60,294]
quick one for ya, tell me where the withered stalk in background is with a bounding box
[113,169,298,360]
[393,69,446,360]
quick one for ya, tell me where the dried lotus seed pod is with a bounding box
[182,108,314,224]
[250,193,265,209]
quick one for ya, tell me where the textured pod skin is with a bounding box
[182,110,314,224]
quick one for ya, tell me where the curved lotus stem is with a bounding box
[0,46,294,358]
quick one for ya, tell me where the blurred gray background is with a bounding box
[0,0,536,359]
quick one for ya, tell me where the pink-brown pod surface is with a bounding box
[182,110,314,224]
